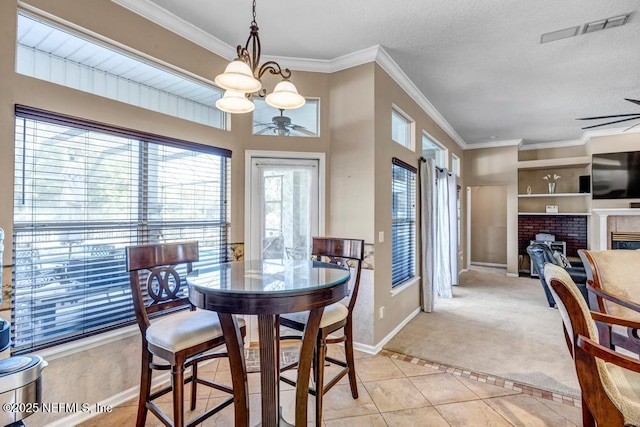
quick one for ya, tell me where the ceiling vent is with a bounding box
[540,26,580,44]
[540,13,632,44]
[583,14,631,34]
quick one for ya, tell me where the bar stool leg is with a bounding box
[172,362,185,427]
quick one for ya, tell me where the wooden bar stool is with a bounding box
[280,237,364,426]
[126,241,246,427]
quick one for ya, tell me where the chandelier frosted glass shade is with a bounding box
[215,90,255,114]
[215,59,262,93]
[265,80,306,110]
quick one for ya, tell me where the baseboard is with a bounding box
[505,272,519,278]
[470,262,507,268]
[354,307,421,355]
[47,372,173,426]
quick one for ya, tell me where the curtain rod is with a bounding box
[418,156,451,175]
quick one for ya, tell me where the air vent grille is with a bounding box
[540,13,632,44]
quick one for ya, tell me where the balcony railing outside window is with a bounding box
[12,106,231,353]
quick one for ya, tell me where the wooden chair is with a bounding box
[280,237,364,426]
[544,263,640,427]
[578,249,640,354]
[126,241,246,427]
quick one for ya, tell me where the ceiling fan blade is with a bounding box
[576,113,640,120]
[581,115,640,130]
[255,126,275,135]
[625,98,640,106]
[291,126,316,136]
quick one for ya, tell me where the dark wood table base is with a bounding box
[220,309,324,427]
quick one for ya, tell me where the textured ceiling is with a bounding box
[120,0,640,148]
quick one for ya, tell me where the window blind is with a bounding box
[391,159,416,287]
[12,106,231,353]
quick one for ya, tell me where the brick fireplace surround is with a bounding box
[518,215,588,258]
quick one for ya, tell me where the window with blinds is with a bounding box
[12,106,231,353]
[391,159,417,287]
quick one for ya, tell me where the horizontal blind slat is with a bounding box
[12,112,230,353]
[391,162,416,286]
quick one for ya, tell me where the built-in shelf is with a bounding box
[518,193,591,198]
[518,212,591,216]
[517,156,591,171]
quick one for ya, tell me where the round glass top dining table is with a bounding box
[186,259,351,427]
[187,259,351,315]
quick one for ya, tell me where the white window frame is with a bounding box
[452,153,461,177]
[391,105,415,150]
[422,131,448,169]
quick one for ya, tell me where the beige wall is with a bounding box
[327,63,376,345]
[327,64,376,241]
[470,186,507,265]
[372,65,464,343]
[464,146,518,274]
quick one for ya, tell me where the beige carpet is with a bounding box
[384,268,580,397]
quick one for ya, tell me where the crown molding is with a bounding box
[519,138,584,151]
[111,0,236,59]
[373,47,467,149]
[112,0,467,149]
[583,125,640,141]
[519,125,640,151]
[464,139,522,150]
[260,45,380,74]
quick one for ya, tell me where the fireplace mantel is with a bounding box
[592,209,640,249]
[592,208,640,216]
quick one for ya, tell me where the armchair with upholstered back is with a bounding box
[578,249,640,354]
[544,263,640,427]
[526,243,588,308]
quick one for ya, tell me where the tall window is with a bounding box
[422,133,447,169]
[391,159,417,287]
[16,12,225,129]
[391,107,414,149]
[12,106,231,353]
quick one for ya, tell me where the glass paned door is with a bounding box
[249,158,320,261]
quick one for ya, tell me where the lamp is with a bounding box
[215,0,305,114]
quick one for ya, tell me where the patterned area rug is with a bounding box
[245,346,300,373]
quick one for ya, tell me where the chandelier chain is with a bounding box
[252,0,257,26]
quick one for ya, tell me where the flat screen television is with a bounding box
[592,151,640,199]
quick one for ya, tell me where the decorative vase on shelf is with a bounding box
[526,185,532,195]
[543,173,560,194]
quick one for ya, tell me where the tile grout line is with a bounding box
[379,349,581,408]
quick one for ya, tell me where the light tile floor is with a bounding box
[80,346,582,426]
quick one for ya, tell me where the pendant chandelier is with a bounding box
[215,0,305,114]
